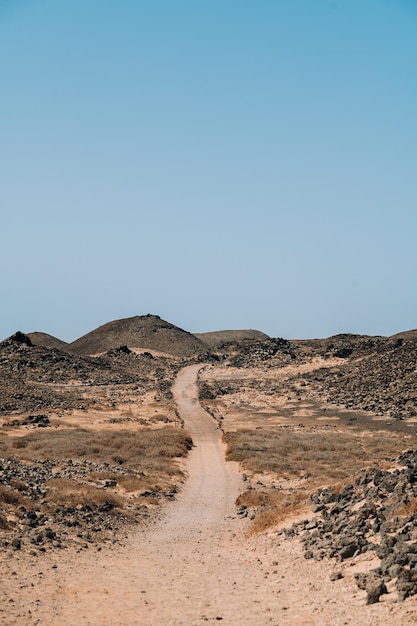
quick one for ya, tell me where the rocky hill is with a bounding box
[195,329,269,348]
[69,315,206,358]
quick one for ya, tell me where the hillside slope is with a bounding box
[391,328,417,340]
[28,332,69,351]
[195,329,269,348]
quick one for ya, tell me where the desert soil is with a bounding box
[1,364,416,625]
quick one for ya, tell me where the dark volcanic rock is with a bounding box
[300,336,417,419]
[106,345,132,356]
[7,332,33,347]
[228,338,295,368]
[287,451,417,602]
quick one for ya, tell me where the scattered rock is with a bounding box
[287,451,417,602]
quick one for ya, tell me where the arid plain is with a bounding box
[1,315,417,624]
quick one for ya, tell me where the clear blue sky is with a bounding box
[1,0,416,341]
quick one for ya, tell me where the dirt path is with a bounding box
[1,364,416,624]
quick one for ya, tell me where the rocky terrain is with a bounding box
[286,449,417,604]
[392,328,417,341]
[0,427,192,554]
[197,326,417,610]
[2,316,417,618]
[0,328,194,556]
[0,456,142,552]
[299,335,417,420]
[203,331,417,421]
[0,331,181,416]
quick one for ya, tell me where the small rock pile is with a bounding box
[283,450,417,603]
[227,338,295,368]
[3,414,50,428]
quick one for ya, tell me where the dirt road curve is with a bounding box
[2,365,414,625]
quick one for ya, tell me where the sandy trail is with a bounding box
[2,364,416,625]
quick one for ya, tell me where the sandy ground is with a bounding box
[1,364,417,625]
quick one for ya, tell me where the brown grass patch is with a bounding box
[0,513,10,530]
[8,479,29,492]
[108,475,146,493]
[224,428,411,486]
[0,484,33,530]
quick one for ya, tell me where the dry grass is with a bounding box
[0,484,34,528]
[8,478,30,493]
[46,478,123,509]
[0,484,29,508]
[237,489,308,534]
[4,427,192,469]
[224,428,411,487]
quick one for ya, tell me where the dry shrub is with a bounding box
[114,475,147,493]
[10,438,27,449]
[237,489,308,534]
[46,478,122,508]
[395,497,417,517]
[236,490,268,509]
[9,479,29,492]
[0,484,33,527]
[0,484,27,507]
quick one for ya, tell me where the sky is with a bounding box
[1,0,417,342]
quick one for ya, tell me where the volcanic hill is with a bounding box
[69,314,206,358]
